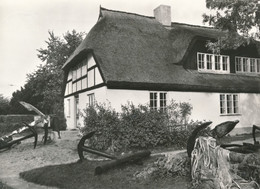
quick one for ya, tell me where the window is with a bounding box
[242,58,248,72]
[67,99,71,117]
[159,93,167,111]
[150,93,157,110]
[235,57,242,72]
[222,56,228,71]
[257,59,260,72]
[206,54,213,70]
[220,94,239,115]
[215,55,221,70]
[88,93,95,106]
[150,92,167,111]
[75,96,79,119]
[236,56,260,74]
[198,53,205,69]
[197,52,229,73]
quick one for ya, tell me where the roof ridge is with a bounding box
[100,6,155,19]
[171,22,216,30]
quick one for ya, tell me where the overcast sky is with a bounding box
[0,0,210,98]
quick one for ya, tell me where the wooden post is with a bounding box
[95,150,151,175]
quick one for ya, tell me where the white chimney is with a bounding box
[154,5,171,26]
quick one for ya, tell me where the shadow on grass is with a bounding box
[20,156,190,189]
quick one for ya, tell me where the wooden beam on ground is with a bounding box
[95,150,151,175]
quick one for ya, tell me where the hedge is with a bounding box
[80,101,208,152]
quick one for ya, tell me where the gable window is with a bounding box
[150,92,167,111]
[197,52,230,73]
[220,94,239,115]
[235,56,260,74]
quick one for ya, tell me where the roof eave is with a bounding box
[106,80,260,93]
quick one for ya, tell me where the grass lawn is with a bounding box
[20,155,191,189]
[0,181,14,189]
[221,132,260,144]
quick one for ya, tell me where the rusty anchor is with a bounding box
[0,122,38,151]
[77,131,151,175]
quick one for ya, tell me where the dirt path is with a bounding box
[0,131,80,189]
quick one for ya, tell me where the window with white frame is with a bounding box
[88,93,95,106]
[197,52,230,73]
[220,94,239,115]
[150,92,167,111]
[235,56,260,74]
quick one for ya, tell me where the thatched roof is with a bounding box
[62,7,260,93]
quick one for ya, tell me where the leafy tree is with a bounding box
[9,30,85,127]
[203,0,260,53]
[0,94,10,115]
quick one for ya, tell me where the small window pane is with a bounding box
[242,58,248,72]
[250,59,256,72]
[198,53,205,69]
[88,93,95,106]
[220,94,226,114]
[236,57,242,72]
[233,95,239,114]
[206,54,212,70]
[226,94,232,114]
[215,55,221,70]
[222,56,228,71]
[257,59,260,73]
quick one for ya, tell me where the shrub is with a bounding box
[81,101,203,152]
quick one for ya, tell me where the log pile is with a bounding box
[134,151,190,179]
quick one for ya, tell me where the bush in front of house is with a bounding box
[81,101,205,152]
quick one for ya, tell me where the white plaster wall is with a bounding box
[65,87,260,134]
[168,92,260,134]
[107,90,260,134]
[106,89,149,111]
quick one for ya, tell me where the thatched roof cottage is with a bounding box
[62,5,260,134]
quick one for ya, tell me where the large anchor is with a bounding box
[0,122,38,151]
[77,131,117,162]
[77,131,151,175]
[19,101,61,144]
[220,124,260,154]
[187,120,260,155]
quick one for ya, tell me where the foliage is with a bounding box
[203,0,260,53]
[0,94,10,115]
[9,30,85,129]
[81,101,199,152]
